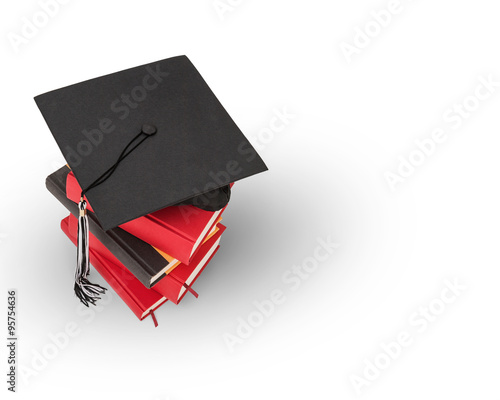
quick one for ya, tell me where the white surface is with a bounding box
[1,0,499,398]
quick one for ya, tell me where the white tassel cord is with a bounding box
[74,199,106,306]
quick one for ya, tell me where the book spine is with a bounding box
[62,215,168,319]
[61,218,146,319]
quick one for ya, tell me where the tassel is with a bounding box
[72,127,156,306]
[74,198,107,306]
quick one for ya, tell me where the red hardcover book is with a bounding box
[152,224,226,304]
[60,215,167,323]
[66,171,226,264]
[67,213,225,304]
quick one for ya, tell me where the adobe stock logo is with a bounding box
[349,278,466,395]
[213,0,244,21]
[7,0,71,53]
[339,0,416,64]
[20,291,114,385]
[384,74,499,191]
[222,236,339,352]
[251,107,295,152]
[64,64,169,167]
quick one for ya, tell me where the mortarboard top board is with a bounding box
[35,55,267,231]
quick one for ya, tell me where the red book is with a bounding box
[67,213,225,304]
[152,223,225,304]
[66,171,226,264]
[60,215,167,323]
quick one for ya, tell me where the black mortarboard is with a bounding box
[35,55,268,306]
[35,55,267,231]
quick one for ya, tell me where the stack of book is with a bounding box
[46,166,230,326]
[36,56,268,326]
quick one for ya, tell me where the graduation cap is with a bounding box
[35,55,267,306]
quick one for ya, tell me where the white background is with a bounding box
[1,0,500,398]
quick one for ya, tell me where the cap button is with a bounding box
[141,124,157,136]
